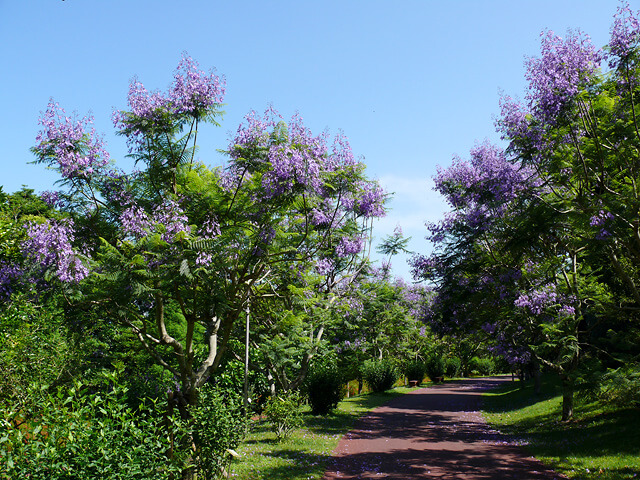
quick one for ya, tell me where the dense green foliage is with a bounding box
[361,359,399,392]
[424,354,446,381]
[263,393,304,441]
[304,359,344,415]
[0,370,182,480]
[404,359,427,383]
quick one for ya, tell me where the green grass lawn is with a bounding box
[482,376,640,479]
[228,385,423,479]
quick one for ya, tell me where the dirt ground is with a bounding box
[322,377,566,479]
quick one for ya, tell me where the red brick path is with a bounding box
[323,377,565,480]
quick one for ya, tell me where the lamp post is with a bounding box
[243,301,250,417]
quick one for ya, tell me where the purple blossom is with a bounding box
[120,200,190,243]
[328,132,357,170]
[310,207,331,226]
[153,201,190,242]
[335,236,363,258]
[590,210,615,240]
[0,262,23,300]
[524,29,602,123]
[496,94,530,141]
[482,322,497,334]
[559,305,576,317]
[23,219,89,283]
[315,258,335,275]
[34,100,110,180]
[608,1,640,69]
[40,190,61,208]
[114,53,225,151]
[195,252,214,266]
[590,210,614,227]
[170,53,226,114]
[514,284,557,315]
[120,205,152,239]
[199,217,221,238]
[229,108,331,198]
[355,181,386,218]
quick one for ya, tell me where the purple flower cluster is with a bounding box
[355,181,386,218]
[315,257,335,275]
[590,209,614,227]
[23,219,89,283]
[120,200,190,243]
[34,100,110,180]
[497,95,530,142]
[409,253,439,280]
[0,262,23,300]
[310,206,332,226]
[40,190,61,208]
[514,284,557,315]
[590,209,615,240]
[228,107,386,219]
[427,141,536,245]
[335,337,366,353]
[113,53,225,151]
[608,1,640,69]
[524,30,602,123]
[230,108,328,198]
[170,54,226,114]
[489,343,531,367]
[120,204,152,239]
[335,236,363,258]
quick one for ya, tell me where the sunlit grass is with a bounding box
[229,384,426,479]
[482,376,640,479]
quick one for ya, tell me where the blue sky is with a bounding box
[0,0,631,279]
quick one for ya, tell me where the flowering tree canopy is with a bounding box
[414,3,640,420]
[3,54,385,422]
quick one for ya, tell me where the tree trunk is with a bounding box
[533,362,541,395]
[561,375,574,422]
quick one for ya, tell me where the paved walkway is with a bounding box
[323,377,565,479]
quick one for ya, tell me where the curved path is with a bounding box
[323,377,565,480]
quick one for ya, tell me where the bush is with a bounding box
[597,365,640,407]
[0,371,182,480]
[191,384,247,479]
[263,392,303,441]
[469,356,495,376]
[445,356,462,378]
[404,360,426,383]
[425,354,446,381]
[305,361,344,415]
[361,359,398,393]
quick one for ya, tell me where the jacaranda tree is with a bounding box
[415,2,640,420]
[4,53,385,476]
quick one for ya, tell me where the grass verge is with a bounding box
[482,375,640,479]
[228,385,426,479]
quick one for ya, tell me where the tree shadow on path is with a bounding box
[323,377,566,480]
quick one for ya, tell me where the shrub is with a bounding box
[445,356,462,378]
[469,356,495,376]
[597,365,640,407]
[425,354,446,381]
[404,360,426,383]
[191,383,247,479]
[305,361,344,415]
[361,359,398,393]
[0,371,182,480]
[263,392,303,441]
